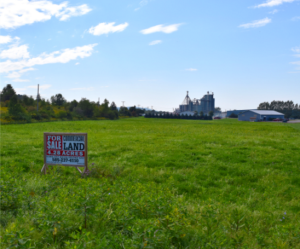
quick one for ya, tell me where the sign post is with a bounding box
[42,133,88,174]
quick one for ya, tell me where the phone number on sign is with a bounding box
[52,157,79,163]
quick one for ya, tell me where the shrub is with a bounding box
[30,111,42,120]
[39,110,51,119]
[57,111,68,119]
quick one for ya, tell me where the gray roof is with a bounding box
[241,110,284,115]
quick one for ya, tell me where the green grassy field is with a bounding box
[1,118,300,248]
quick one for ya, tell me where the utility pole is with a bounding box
[98,98,100,107]
[36,84,39,112]
[122,101,125,107]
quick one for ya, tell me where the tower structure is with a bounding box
[36,84,40,111]
[178,91,215,115]
[179,91,192,112]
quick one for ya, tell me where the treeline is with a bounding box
[257,100,300,118]
[145,113,212,120]
[0,84,145,123]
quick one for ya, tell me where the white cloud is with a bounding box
[149,40,162,45]
[0,35,12,44]
[291,46,300,70]
[254,0,295,8]
[56,4,91,21]
[75,62,80,65]
[185,68,197,71]
[140,24,182,34]
[89,22,129,36]
[0,35,20,44]
[0,43,97,74]
[20,68,36,73]
[239,18,271,28]
[291,61,300,65]
[6,67,35,81]
[135,0,152,11]
[269,9,278,14]
[291,16,300,21]
[1,44,97,82]
[290,60,300,70]
[6,72,22,79]
[0,45,30,59]
[0,0,92,29]
[292,47,300,53]
[140,0,149,6]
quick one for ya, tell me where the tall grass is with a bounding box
[1,118,300,248]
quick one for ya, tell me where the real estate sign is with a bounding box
[43,133,88,173]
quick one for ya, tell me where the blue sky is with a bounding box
[0,0,299,111]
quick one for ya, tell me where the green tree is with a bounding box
[119,106,131,116]
[1,84,16,102]
[214,107,221,112]
[129,106,137,116]
[78,98,94,117]
[22,95,35,106]
[51,93,66,106]
[39,98,47,108]
[8,95,28,120]
[209,111,214,117]
[103,99,109,109]
[110,102,117,111]
[68,100,78,112]
[257,102,270,110]
[107,110,117,120]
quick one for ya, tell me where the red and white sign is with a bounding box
[44,133,87,167]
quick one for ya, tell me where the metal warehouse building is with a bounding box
[227,110,249,117]
[238,110,284,121]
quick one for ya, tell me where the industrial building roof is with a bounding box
[241,110,284,115]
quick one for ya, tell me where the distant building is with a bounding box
[214,112,227,119]
[226,110,250,117]
[179,91,215,115]
[238,110,284,121]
